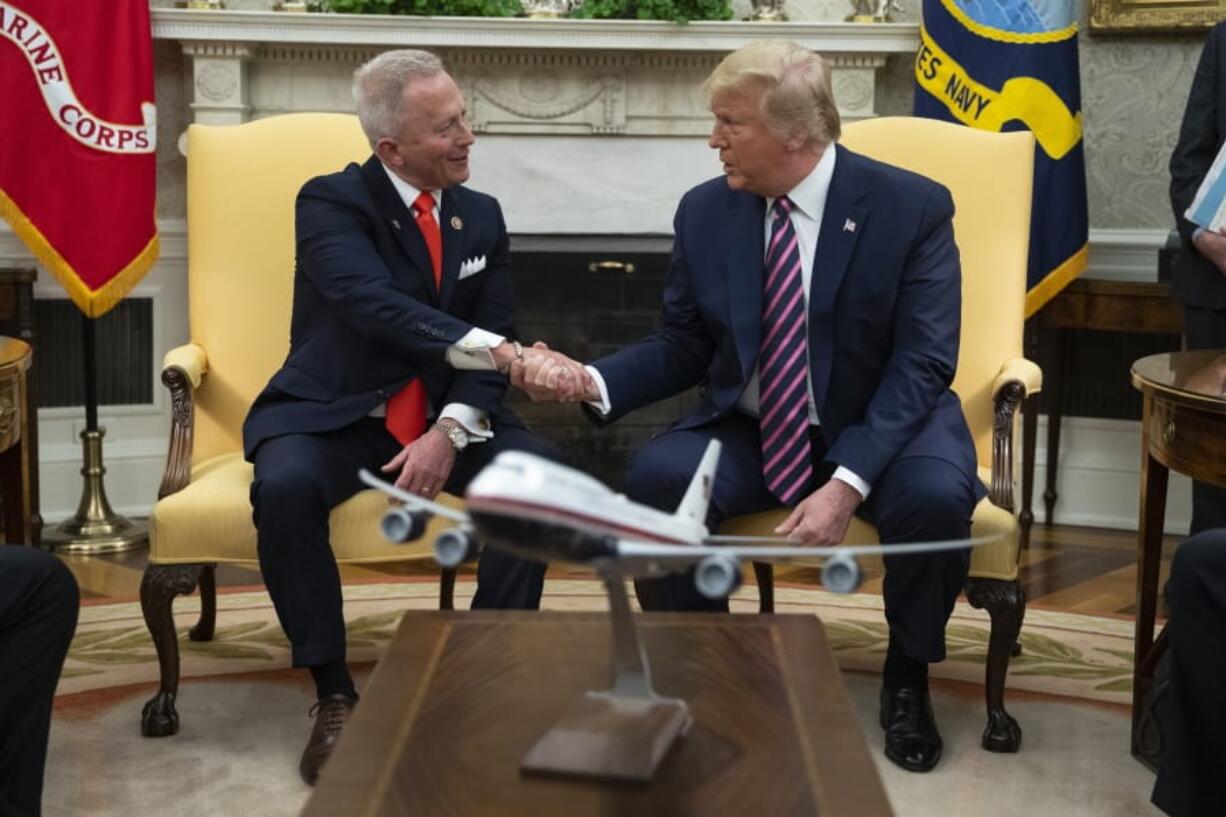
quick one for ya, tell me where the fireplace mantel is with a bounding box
[151,10,919,53]
[151,9,919,132]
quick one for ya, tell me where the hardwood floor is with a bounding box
[56,522,1178,619]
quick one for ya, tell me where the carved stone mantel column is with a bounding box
[153,10,919,132]
[182,41,255,126]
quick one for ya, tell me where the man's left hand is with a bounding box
[774,479,863,546]
[380,428,456,499]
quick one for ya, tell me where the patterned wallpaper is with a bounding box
[1080,31,1203,229]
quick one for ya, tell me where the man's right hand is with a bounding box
[510,342,598,403]
[1193,227,1226,275]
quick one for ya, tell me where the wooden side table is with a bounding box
[1129,350,1226,764]
[0,338,35,545]
[0,269,39,544]
[303,611,893,817]
[1022,280,1183,543]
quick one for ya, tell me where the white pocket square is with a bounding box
[458,255,487,280]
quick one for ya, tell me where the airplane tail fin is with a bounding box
[675,439,722,528]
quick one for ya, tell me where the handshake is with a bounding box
[494,341,598,404]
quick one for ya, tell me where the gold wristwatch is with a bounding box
[432,420,468,451]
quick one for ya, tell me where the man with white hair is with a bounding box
[514,40,982,773]
[244,49,560,784]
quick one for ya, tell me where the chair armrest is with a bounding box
[163,343,208,389]
[158,344,209,499]
[992,357,1042,400]
[988,358,1042,512]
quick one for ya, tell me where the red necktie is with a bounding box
[386,191,442,445]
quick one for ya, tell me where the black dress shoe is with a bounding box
[878,686,943,772]
[300,693,356,785]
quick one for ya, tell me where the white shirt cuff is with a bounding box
[439,403,492,442]
[832,466,871,501]
[584,365,612,415]
[446,328,506,370]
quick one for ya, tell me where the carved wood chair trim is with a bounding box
[158,365,195,500]
[991,379,1025,514]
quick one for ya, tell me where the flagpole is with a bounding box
[43,314,148,553]
[83,313,98,431]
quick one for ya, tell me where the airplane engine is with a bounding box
[434,528,479,568]
[381,507,432,544]
[821,549,863,594]
[694,554,743,599]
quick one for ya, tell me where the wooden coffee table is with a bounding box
[302,610,892,817]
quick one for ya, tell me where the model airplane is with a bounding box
[358,441,997,783]
[357,439,996,598]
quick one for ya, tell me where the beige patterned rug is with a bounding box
[59,578,1136,704]
[47,579,1163,817]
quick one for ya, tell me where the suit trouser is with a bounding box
[625,412,974,663]
[250,417,556,668]
[1151,529,1226,817]
[1183,307,1226,534]
[0,546,79,817]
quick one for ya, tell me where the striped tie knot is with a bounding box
[772,196,794,220]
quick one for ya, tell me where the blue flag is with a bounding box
[914,0,1088,317]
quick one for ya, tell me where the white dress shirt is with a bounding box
[588,146,871,500]
[374,165,507,443]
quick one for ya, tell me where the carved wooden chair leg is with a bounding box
[753,562,775,613]
[140,563,205,738]
[188,564,217,642]
[965,576,1025,752]
[439,567,457,611]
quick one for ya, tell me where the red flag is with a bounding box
[0,0,158,318]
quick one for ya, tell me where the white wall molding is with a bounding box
[1085,227,1171,283]
[1026,415,1191,535]
[0,219,187,267]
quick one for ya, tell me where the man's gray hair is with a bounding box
[704,40,841,146]
[352,49,445,149]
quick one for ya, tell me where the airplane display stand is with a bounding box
[520,568,692,783]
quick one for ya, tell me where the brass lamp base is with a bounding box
[44,429,148,553]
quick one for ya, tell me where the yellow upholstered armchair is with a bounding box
[140,114,461,738]
[722,117,1041,754]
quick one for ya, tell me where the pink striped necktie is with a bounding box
[759,196,813,505]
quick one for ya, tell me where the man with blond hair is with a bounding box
[244,49,560,784]
[514,40,982,772]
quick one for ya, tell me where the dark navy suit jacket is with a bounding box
[1170,21,1226,310]
[590,144,979,490]
[243,156,516,460]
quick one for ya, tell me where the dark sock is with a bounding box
[309,660,356,702]
[882,636,929,691]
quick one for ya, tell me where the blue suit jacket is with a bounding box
[591,144,979,490]
[243,156,516,460]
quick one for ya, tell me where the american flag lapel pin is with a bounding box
[843,218,856,233]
